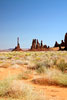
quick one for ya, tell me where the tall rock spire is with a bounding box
[17,37,19,45]
[12,37,22,51]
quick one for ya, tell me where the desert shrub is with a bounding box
[49,69,67,86]
[55,73,67,86]
[7,80,45,100]
[32,69,67,87]
[53,59,57,65]
[36,65,45,73]
[35,59,53,72]
[57,59,67,72]
[36,63,47,74]
[17,70,33,80]
[25,53,31,56]
[0,78,45,100]
[0,78,13,97]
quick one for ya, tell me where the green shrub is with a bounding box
[36,63,47,74]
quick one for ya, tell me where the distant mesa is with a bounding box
[54,33,67,50]
[12,37,23,51]
[30,39,50,51]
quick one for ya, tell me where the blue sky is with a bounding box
[0,0,67,49]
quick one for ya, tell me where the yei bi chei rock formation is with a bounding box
[30,39,50,51]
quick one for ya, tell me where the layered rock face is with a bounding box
[31,39,49,51]
[54,33,67,50]
[12,37,22,51]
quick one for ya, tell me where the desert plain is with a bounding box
[0,51,67,100]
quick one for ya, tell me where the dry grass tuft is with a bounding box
[32,69,67,87]
[7,80,45,100]
[0,78,45,100]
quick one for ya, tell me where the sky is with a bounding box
[0,0,67,49]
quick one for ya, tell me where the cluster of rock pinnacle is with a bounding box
[30,39,50,51]
[12,33,67,51]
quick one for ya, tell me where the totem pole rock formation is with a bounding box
[12,37,22,51]
[30,39,50,51]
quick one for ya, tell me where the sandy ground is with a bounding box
[0,65,67,100]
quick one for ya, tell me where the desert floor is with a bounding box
[0,51,67,100]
